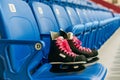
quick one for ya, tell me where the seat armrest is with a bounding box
[0,39,45,51]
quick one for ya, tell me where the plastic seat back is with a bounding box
[52,4,73,32]
[75,8,89,24]
[29,1,59,57]
[0,0,40,74]
[66,6,81,26]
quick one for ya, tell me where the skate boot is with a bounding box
[48,32,87,72]
[59,30,99,64]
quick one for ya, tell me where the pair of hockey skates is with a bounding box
[48,30,99,73]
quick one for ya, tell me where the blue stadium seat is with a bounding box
[28,0,107,80]
[103,17,120,43]
[89,10,116,49]
[65,7,91,48]
[75,8,98,49]
[94,10,120,49]
[52,4,90,48]
[0,0,44,79]
[62,6,85,47]
[33,63,107,80]
[29,0,59,58]
[83,10,99,49]
[0,0,109,79]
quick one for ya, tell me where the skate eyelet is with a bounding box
[35,43,42,50]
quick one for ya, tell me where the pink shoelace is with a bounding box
[56,37,77,57]
[72,36,92,53]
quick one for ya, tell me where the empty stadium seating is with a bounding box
[0,0,120,80]
[0,0,44,79]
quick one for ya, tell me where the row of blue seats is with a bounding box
[0,0,119,80]
[33,0,120,50]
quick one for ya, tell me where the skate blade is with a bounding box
[50,61,86,65]
[59,65,80,69]
[50,64,85,73]
[87,56,98,61]
[85,57,99,67]
[61,64,83,70]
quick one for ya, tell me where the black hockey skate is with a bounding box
[48,32,87,72]
[59,30,99,64]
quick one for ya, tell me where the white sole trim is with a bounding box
[50,61,86,64]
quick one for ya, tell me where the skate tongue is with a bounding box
[59,30,68,39]
[50,31,60,40]
[67,32,73,40]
